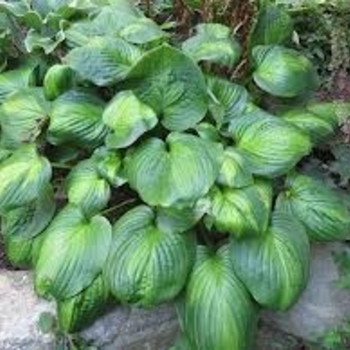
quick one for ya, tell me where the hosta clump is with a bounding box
[0,1,350,348]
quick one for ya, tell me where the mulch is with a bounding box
[0,234,12,270]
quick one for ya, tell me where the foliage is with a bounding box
[0,1,350,349]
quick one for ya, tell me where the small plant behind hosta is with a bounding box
[1,1,350,349]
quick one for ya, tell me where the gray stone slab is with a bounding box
[263,243,350,341]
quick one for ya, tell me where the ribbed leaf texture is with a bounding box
[276,173,350,241]
[182,23,241,68]
[208,179,272,238]
[48,90,107,148]
[230,211,310,310]
[125,132,223,207]
[229,107,312,177]
[180,245,257,350]
[57,274,110,333]
[253,45,319,97]
[104,205,195,307]
[103,90,158,149]
[35,205,112,299]
[126,45,208,131]
[0,144,51,213]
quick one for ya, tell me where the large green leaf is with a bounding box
[104,205,195,307]
[253,45,319,97]
[65,3,166,46]
[180,245,257,350]
[182,23,241,68]
[217,147,254,188]
[250,4,293,47]
[230,211,310,310]
[64,37,142,86]
[48,90,107,148]
[207,179,272,238]
[65,160,110,216]
[207,76,249,125]
[229,107,312,177]
[126,45,208,131]
[276,173,350,241]
[0,144,51,213]
[0,88,50,149]
[35,205,112,299]
[43,64,75,101]
[57,274,110,333]
[125,132,223,207]
[103,90,158,149]
[1,184,56,239]
[281,107,336,144]
[0,65,35,103]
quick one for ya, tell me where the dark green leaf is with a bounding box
[276,173,350,241]
[48,90,107,148]
[181,245,257,350]
[104,205,195,306]
[126,45,208,131]
[64,37,141,86]
[35,205,112,299]
[230,211,310,310]
[125,132,223,207]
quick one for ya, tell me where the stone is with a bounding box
[0,270,55,350]
[0,270,179,350]
[263,243,350,342]
[2,243,350,349]
[81,304,179,350]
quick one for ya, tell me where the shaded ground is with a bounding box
[0,235,12,269]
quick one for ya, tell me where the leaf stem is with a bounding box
[101,198,137,216]
[51,163,73,170]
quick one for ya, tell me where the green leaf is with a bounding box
[0,65,35,103]
[281,108,336,144]
[24,27,66,55]
[208,179,272,238]
[119,18,167,45]
[65,3,165,46]
[37,311,56,334]
[195,122,220,142]
[229,108,312,177]
[104,205,195,307]
[125,132,223,207]
[35,205,112,299]
[230,211,310,310]
[217,147,254,188]
[44,64,75,101]
[276,173,350,241]
[57,274,110,333]
[126,45,208,131]
[48,90,108,148]
[1,184,56,239]
[180,245,257,350]
[4,234,33,269]
[0,88,50,149]
[329,144,350,186]
[91,147,123,187]
[250,4,293,47]
[253,45,319,97]
[64,37,142,86]
[0,144,51,213]
[65,160,110,216]
[207,76,249,125]
[156,201,207,234]
[182,23,241,68]
[103,90,158,149]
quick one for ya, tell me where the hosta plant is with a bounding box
[1,0,350,348]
